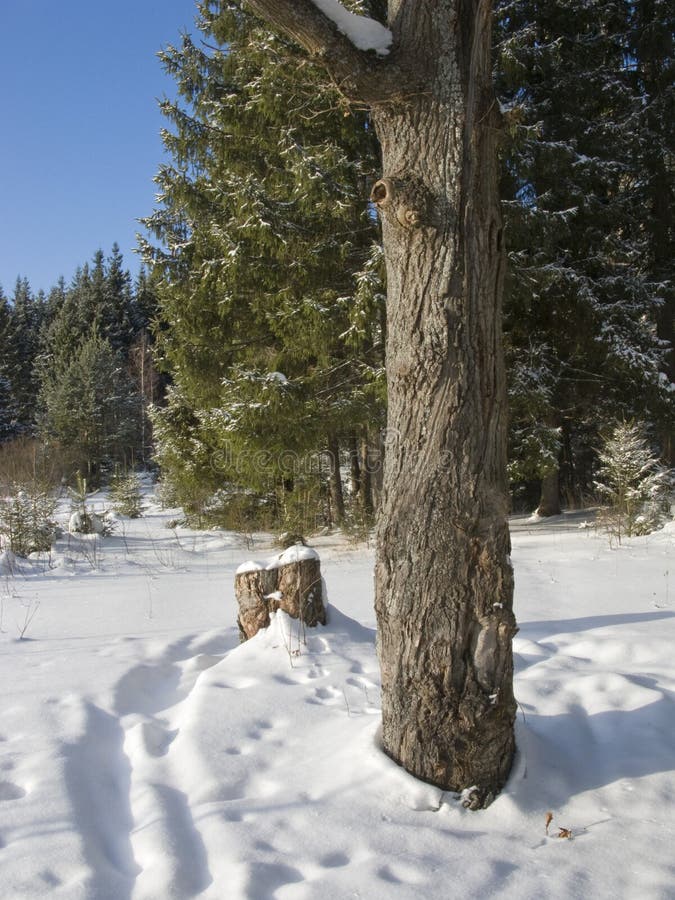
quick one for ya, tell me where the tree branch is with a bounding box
[245,0,405,106]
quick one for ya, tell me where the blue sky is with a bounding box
[0,0,198,295]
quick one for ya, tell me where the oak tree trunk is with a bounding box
[371,1,516,804]
[245,0,516,806]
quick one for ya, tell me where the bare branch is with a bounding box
[245,0,405,106]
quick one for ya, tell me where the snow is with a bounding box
[0,491,674,898]
[272,545,320,567]
[311,0,392,55]
[236,545,320,576]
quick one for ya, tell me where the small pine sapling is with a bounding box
[109,471,144,518]
[68,473,114,536]
[0,484,57,557]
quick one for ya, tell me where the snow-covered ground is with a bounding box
[0,490,673,899]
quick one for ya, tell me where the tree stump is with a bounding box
[234,546,326,641]
[234,566,277,641]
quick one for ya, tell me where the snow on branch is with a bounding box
[246,0,402,105]
[311,0,392,54]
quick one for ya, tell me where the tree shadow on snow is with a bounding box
[510,688,675,810]
[518,609,675,642]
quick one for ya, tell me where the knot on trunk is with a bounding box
[370,175,430,229]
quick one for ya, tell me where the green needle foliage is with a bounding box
[496,0,674,508]
[140,1,385,529]
[595,422,672,540]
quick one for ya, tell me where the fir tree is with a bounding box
[141,1,384,526]
[627,0,674,459]
[39,328,141,483]
[109,470,144,518]
[7,277,44,433]
[496,0,674,510]
[102,244,135,355]
[0,290,16,441]
[595,421,672,540]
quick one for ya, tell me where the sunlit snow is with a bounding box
[312,0,392,54]
[0,487,673,898]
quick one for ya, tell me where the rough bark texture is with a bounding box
[246,0,405,105]
[235,567,278,640]
[349,435,362,498]
[235,557,326,640]
[370,1,516,805]
[276,558,326,625]
[245,0,516,806]
[327,435,346,525]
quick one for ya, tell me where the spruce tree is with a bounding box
[496,0,673,510]
[39,328,141,483]
[0,290,15,442]
[141,0,384,527]
[627,0,674,459]
[595,421,672,540]
[7,277,45,434]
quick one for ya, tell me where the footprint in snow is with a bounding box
[346,675,378,691]
[247,719,275,741]
[307,685,343,705]
[139,720,179,757]
[306,665,327,680]
[0,781,26,802]
[320,851,349,869]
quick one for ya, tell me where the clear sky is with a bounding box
[0,0,198,296]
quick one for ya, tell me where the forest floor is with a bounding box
[0,487,673,899]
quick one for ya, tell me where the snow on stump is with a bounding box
[235,545,326,641]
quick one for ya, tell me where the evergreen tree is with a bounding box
[141,1,384,527]
[39,328,141,483]
[131,266,159,333]
[40,265,93,366]
[595,421,672,540]
[628,0,674,459]
[102,244,135,355]
[7,277,44,433]
[0,289,15,441]
[496,0,673,511]
[109,470,144,518]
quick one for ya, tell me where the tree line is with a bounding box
[1,0,672,529]
[0,247,159,484]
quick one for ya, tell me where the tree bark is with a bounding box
[349,434,361,499]
[371,1,516,805]
[536,469,561,517]
[360,433,376,516]
[245,0,516,806]
[235,556,326,640]
[327,434,345,524]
